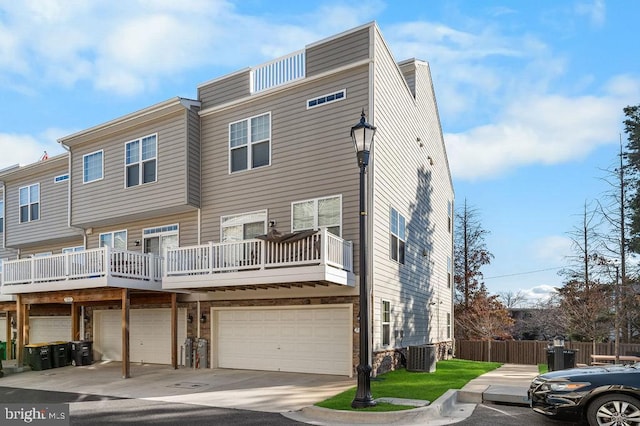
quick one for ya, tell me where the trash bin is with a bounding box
[49,341,70,368]
[0,341,6,360]
[70,341,93,366]
[547,348,577,371]
[563,349,577,369]
[24,343,52,371]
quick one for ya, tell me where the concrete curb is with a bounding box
[283,389,476,425]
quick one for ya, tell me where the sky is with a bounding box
[0,0,637,306]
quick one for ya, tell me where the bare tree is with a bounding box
[498,290,529,309]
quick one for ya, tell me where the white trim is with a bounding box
[220,210,267,242]
[18,183,40,223]
[124,133,158,188]
[54,173,69,183]
[228,111,271,174]
[306,89,346,109]
[99,229,128,250]
[291,194,342,237]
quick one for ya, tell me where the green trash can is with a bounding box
[49,341,70,368]
[24,343,52,371]
[0,341,6,361]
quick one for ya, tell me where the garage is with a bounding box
[30,316,71,343]
[0,318,6,341]
[93,308,187,365]
[214,305,353,376]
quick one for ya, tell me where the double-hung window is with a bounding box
[221,210,267,242]
[390,207,406,264]
[0,199,4,233]
[99,230,127,250]
[83,150,103,183]
[126,134,157,187]
[19,184,40,223]
[292,195,341,236]
[229,112,271,173]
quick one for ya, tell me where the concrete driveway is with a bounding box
[0,361,356,413]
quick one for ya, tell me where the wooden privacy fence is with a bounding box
[456,340,640,365]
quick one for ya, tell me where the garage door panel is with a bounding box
[30,317,72,343]
[217,306,351,376]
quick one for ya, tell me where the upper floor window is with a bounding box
[99,230,127,250]
[229,112,271,173]
[19,183,40,223]
[307,89,346,109]
[126,134,157,187]
[292,195,341,236]
[447,256,452,288]
[447,200,452,233]
[0,199,3,233]
[143,224,179,256]
[221,210,267,242]
[54,174,69,183]
[83,150,103,183]
[390,207,406,264]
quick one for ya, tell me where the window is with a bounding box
[54,174,69,183]
[447,256,452,288]
[447,200,452,233]
[0,199,3,233]
[229,112,271,173]
[292,195,341,236]
[390,207,406,264]
[221,211,266,242]
[19,184,40,223]
[62,246,84,253]
[126,134,157,187]
[99,230,127,250]
[307,89,346,109]
[447,313,451,339]
[83,150,103,183]
[382,300,391,346]
[143,224,179,256]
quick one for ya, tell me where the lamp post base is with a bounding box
[351,364,377,408]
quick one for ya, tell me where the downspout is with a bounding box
[59,142,87,247]
[0,181,5,249]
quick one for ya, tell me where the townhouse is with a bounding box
[0,22,454,378]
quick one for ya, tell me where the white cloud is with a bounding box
[575,0,606,27]
[531,235,573,264]
[521,285,558,305]
[0,130,69,168]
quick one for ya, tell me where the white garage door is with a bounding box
[0,318,6,341]
[30,317,71,343]
[216,306,352,376]
[94,308,187,365]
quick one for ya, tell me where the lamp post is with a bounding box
[350,109,377,409]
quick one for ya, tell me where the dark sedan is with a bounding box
[529,363,640,425]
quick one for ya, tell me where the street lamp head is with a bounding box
[350,109,376,167]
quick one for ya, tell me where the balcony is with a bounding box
[1,248,162,294]
[250,49,305,93]
[163,229,355,290]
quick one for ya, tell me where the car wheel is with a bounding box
[587,394,640,426]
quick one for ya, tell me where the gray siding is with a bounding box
[306,26,371,77]
[71,110,197,228]
[198,70,251,110]
[370,28,454,350]
[4,158,82,248]
[198,66,371,254]
[186,107,201,207]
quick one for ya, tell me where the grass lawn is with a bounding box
[316,359,502,412]
[538,364,548,374]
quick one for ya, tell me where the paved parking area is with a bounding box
[0,361,355,413]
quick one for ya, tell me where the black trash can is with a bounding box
[24,344,52,371]
[563,349,577,369]
[547,349,555,371]
[49,341,70,368]
[70,341,93,366]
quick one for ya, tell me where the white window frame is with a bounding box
[220,210,267,242]
[125,133,158,188]
[447,200,452,233]
[0,198,3,234]
[54,174,69,183]
[390,207,406,264]
[381,300,391,346]
[447,256,452,288]
[99,230,127,250]
[306,89,346,109]
[228,112,271,173]
[62,246,84,253]
[19,183,40,223]
[83,150,104,183]
[142,224,179,256]
[447,312,451,339]
[291,195,342,236]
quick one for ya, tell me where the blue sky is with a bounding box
[0,0,637,304]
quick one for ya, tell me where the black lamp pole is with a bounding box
[350,110,377,409]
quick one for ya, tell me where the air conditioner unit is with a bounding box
[407,344,437,373]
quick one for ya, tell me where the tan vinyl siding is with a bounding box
[5,159,82,248]
[370,28,454,350]
[307,26,371,78]
[17,239,84,258]
[0,246,18,261]
[198,70,251,110]
[186,107,201,207]
[71,111,197,228]
[198,66,370,252]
